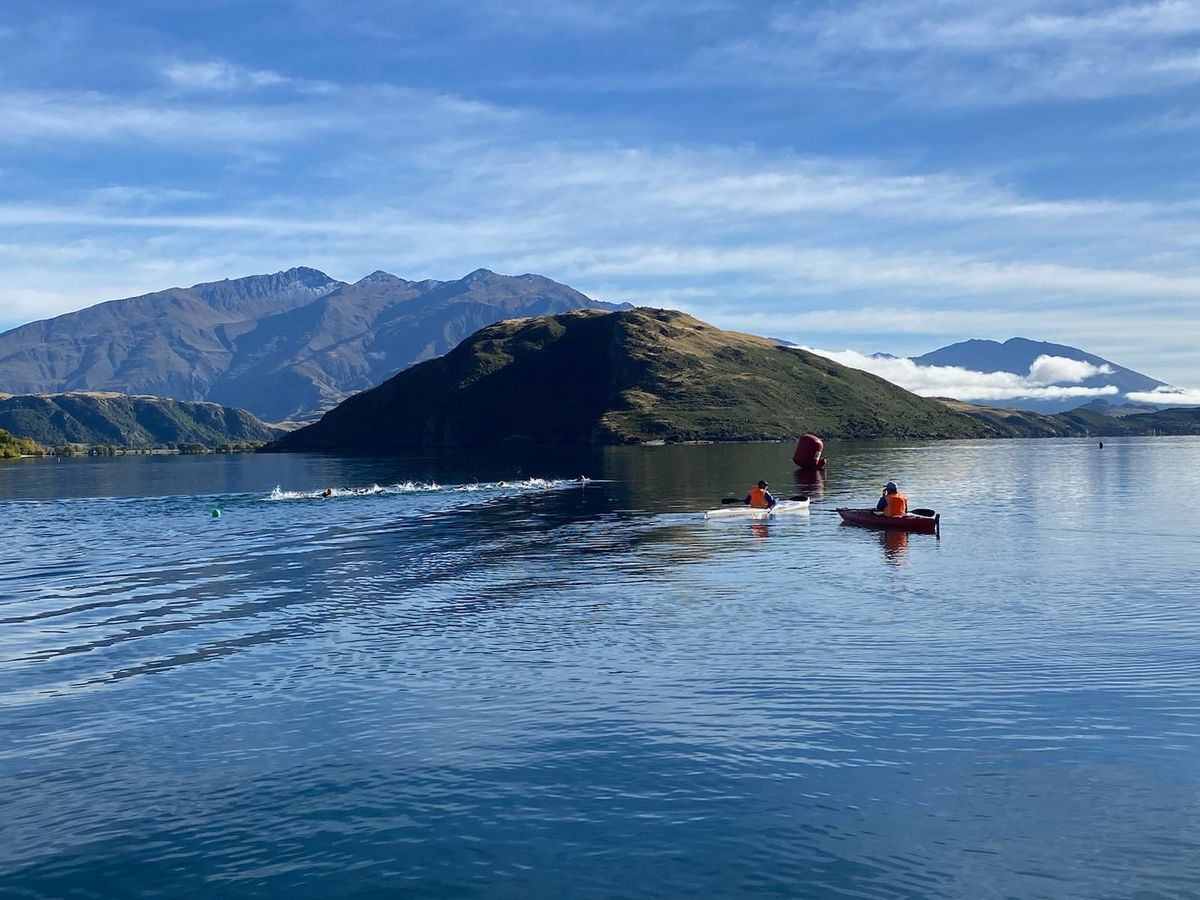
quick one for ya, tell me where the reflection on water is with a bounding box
[2,438,1200,899]
[793,467,825,500]
[880,527,910,564]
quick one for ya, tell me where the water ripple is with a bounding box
[2,442,1200,898]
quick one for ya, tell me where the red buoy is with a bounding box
[792,433,826,470]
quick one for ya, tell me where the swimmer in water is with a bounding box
[322,487,333,498]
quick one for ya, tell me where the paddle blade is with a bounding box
[721,497,744,504]
[911,507,937,517]
[788,494,809,502]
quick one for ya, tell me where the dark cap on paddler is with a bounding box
[757,480,768,487]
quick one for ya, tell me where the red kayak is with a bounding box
[836,507,940,534]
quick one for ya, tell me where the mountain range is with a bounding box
[1,267,1189,429]
[0,267,624,423]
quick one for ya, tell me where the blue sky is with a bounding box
[1,0,1199,384]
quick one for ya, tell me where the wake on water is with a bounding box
[263,477,589,502]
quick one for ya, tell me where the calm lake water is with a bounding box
[2,438,1199,899]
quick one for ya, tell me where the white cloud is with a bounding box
[24,225,1182,309]
[0,79,516,147]
[1125,106,1200,134]
[782,1,1200,54]
[1027,355,1112,385]
[162,60,289,91]
[487,146,1137,224]
[1126,386,1200,405]
[86,186,212,206]
[802,348,1122,402]
[540,242,1200,299]
[0,90,337,145]
[282,0,721,39]
[709,0,1200,105]
[701,305,1197,341]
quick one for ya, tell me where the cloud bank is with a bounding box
[1126,386,1200,406]
[804,349,1121,402]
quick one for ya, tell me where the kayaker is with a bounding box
[745,480,777,509]
[874,481,907,517]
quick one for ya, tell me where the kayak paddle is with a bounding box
[720,494,809,504]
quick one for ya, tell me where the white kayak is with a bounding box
[703,498,811,519]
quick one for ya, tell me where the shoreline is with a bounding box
[264,430,1198,454]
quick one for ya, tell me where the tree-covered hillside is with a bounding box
[0,393,283,449]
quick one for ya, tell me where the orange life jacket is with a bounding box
[748,487,771,508]
[884,492,908,516]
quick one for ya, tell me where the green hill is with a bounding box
[941,399,1200,437]
[0,393,284,449]
[270,307,992,452]
[1120,406,1200,434]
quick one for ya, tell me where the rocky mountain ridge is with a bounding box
[0,267,623,422]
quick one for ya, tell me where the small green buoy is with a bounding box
[211,508,221,518]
